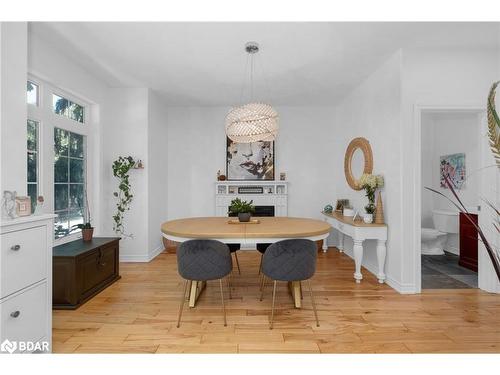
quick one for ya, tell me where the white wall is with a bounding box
[420,113,434,228]
[0,22,27,195]
[29,31,170,261]
[101,88,150,261]
[166,106,337,221]
[28,29,107,236]
[148,90,169,257]
[401,46,499,292]
[331,51,404,291]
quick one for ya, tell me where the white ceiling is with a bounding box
[29,22,499,106]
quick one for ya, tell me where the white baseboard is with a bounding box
[148,245,165,261]
[337,247,418,294]
[120,245,165,263]
[385,274,418,294]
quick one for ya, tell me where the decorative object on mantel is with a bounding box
[343,207,355,217]
[487,81,500,169]
[375,182,385,224]
[33,195,45,215]
[335,199,350,213]
[225,42,279,143]
[217,170,227,181]
[2,190,17,219]
[112,156,136,237]
[71,188,93,241]
[344,137,374,190]
[280,172,286,181]
[352,210,360,222]
[133,159,144,169]
[323,204,333,214]
[226,137,274,180]
[359,173,384,224]
[228,198,255,222]
[15,196,31,217]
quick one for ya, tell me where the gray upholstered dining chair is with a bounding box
[176,239,232,327]
[260,239,319,329]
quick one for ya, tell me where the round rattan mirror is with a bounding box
[344,137,373,190]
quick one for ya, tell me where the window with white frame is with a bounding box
[27,81,39,106]
[27,119,39,212]
[54,128,86,239]
[27,77,91,242]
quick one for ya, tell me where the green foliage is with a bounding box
[228,198,255,215]
[487,81,500,168]
[364,203,376,214]
[73,222,93,230]
[112,156,136,237]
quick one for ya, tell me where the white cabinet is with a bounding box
[0,215,55,353]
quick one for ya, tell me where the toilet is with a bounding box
[421,209,459,255]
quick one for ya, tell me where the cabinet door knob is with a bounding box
[10,244,21,251]
[10,311,20,318]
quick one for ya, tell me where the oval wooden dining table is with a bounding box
[161,216,331,308]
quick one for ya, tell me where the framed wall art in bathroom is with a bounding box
[440,153,466,189]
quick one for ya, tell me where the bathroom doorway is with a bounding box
[420,110,481,289]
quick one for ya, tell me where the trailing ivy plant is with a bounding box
[112,156,136,237]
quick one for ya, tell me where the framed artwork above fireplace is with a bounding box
[226,137,275,180]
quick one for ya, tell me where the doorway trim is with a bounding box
[413,104,485,293]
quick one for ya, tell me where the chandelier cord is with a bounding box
[239,52,250,105]
[250,51,254,101]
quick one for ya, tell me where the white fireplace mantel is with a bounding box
[215,181,288,217]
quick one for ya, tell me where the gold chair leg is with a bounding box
[226,276,232,299]
[307,279,320,327]
[270,280,277,330]
[177,280,190,328]
[260,275,268,301]
[219,279,227,326]
[258,254,263,275]
[233,252,241,274]
[300,281,303,300]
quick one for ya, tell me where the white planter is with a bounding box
[363,214,373,224]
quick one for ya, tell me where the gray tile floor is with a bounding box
[422,252,478,289]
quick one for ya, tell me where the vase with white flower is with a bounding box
[359,173,384,224]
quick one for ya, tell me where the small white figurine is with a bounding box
[2,190,17,219]
[34,196,45,216]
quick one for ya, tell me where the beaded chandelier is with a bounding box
[225,42,279,143]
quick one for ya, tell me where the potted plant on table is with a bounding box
[229,198,255,222]
[359,173,384,224]
[71,191,93,241]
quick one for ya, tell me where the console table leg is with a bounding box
[353,240,364,283]
[376,240,387,283]
[338,233,344,253]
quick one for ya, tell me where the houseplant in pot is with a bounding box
[359,173,384,224]
[71,190,93,241]
[229,198,255,222]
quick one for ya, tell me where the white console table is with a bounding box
[321,211,388,284]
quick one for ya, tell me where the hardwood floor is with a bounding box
[52,248,500,353]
